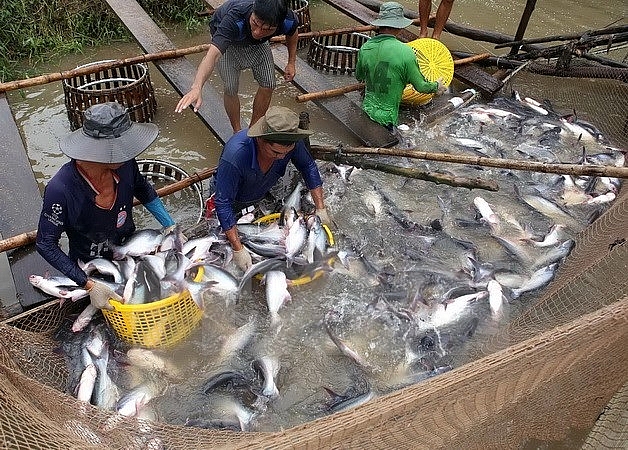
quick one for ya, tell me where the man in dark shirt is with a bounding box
[213,106,332,271]
[36,102,175,310]
[175,0,299,132]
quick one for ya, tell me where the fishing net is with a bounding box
[1,55,627,450]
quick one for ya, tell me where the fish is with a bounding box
[284,216,307,266]
[75,363,97,403]
[201,370,250,394]
[197,264,240,297]
[252,356,280,400]
[71,304,100,333]
[515,186,582,230]
[303,214,328,263]
[282,181,304,217]
[323,312,368,368]
[264,270,291,326]
[363,188,383,217]
[29,275,87,300]
[213,396,256,432]
[487,279,505,316]
[323,386,375,413]
[90,343,120,410]
[531,239,574,270]
[111,229,164,260]
[510,263,558,299]
[125,347,182,380]
[116,379,164,417]
[473,196,500,232]
[78,258,124,283]
[525,224,567,248]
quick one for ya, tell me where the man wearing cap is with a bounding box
[213,106,331,271]
[355,1,447,128]
[175,0,299,133]
[36,102,175,310]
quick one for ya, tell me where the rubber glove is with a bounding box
[316,208,333,228]
[88,280,123,310]
[233,247,253,272]
[435,78,448,96]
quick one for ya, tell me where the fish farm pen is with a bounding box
[0,0,627,449]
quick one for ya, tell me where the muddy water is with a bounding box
[6,0,626,442]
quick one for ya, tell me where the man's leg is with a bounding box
[432,0,454,39]
[418,0,431,38]
[217,48,243,132]
[250,87,274,128]
[250,42,277,128]
[224,93,242,133]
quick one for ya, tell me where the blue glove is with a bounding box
[144,197,175,227]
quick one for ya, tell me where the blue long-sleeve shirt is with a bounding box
[215,130,322,231]
[36,159,171,286]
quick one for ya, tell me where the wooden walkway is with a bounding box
[104,0,236,144]
[201,0,397,147]
[0,95,50,318]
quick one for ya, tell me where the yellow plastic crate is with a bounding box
[402,38,454,106]
[102,267,204,348]
[254,213,334,286]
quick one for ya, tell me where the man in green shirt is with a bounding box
[356,2,446,128]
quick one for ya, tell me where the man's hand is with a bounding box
[436,78,448,96]
[88,280,123,310]
[283,62,296,82]
[233,247,253,272]
[316,207,334,228]
[175,87,203,113]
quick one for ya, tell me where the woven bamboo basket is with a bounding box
[307,32,372,75]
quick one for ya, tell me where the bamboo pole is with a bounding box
[0,45,213,93]
[0,166,217,254]
[310,144,628,179]
[454,53,492,65]
[295,53,490,103]
[315,152,499,191]
[270,25,378,43]
[296,83,365,103]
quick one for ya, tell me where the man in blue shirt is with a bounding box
[213,106,332,271]
[175,0,299,132]
[36,102,175,310]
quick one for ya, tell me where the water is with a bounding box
[7,0,627,440]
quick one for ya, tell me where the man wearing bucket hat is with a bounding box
[36,102,176,310]
[356,2,447,128]
[175,0,299,133]
[213,106,331,272]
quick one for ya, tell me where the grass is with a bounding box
[0,0,207,82]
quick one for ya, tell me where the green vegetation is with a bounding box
[0,0,207,82]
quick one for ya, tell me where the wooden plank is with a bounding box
[323,0,503,97]
[204,0,397,147]
[103,0,236,144]
[0,94,50,317]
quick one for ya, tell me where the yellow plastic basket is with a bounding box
[254,213,335,286]
[102,267,204,348]
[402,38,454,106]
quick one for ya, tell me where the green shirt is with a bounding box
[356,34,437,126]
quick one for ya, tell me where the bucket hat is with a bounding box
[370,2,413,29]
[248,106,313,143]
[60,102,158,164]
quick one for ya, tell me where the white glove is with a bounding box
[161,224,177,235]
[316,207,333,228]
[435,78,448,96]
[88,280,123,310]
[233,247,253,272]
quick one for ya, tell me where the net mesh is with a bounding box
[1,62,627,449]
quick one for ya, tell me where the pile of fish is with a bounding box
[34,91,624,434]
